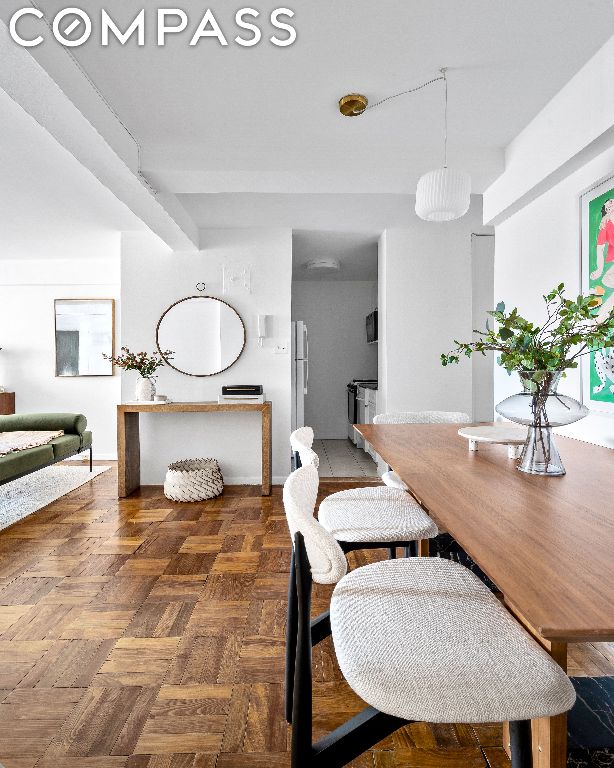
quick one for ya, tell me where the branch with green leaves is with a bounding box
[441,283,614,374]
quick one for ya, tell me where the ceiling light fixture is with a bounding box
[338,94,368,117]
[304,258,341,273]
[415,69,471,222]
[338,68,471,222]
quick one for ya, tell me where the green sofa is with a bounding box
[0,413,92,485]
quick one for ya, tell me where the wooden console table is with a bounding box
[117,401,272,497]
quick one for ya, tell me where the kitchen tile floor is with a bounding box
[314,438,380,478]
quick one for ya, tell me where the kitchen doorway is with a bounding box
[291,230,379,478]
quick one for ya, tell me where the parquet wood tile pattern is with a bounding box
[0,463,609,768]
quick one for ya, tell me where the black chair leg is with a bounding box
[509,720,532,768]
[388,547,397,559]
[285,547,298,724]
[403,541,418,558]
[292,534,314,768]
[89,446,93,473]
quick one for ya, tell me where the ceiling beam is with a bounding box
[0,20,199,251]
[483,36,614,226]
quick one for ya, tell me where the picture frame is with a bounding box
[54,299,115,377]
[580,174,614,414]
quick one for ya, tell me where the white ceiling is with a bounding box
[292,230,378,282]
[8,0,614,206]
[0,88,145,259]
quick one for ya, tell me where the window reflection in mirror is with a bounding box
[156,296,246,377]
[55,299,115,377]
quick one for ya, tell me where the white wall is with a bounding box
[0,80,150,460]
[121,229,292,485]
[0,255,121,458]
[378,201,492,419]
[484,35,614,449]
[292,280,378,438]
[492,145,614,448]
[471,234,495,422]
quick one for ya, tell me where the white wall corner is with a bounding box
[483,34,614,226]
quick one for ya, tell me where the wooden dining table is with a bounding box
[355,422,614,768]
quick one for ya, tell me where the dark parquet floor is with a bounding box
[0,463,611,768]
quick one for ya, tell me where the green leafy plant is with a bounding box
[102,346,173,378]
[441,283,614,375]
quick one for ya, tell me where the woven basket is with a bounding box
[164,458,224,502]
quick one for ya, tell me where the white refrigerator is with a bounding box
[291,321,309,432]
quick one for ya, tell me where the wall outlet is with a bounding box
[273,344,288,354]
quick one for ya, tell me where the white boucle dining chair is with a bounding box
[290,426,316,469]
[289,427,437,557]
[284,464,576,768]
[286,426,438,722]
[373,410,471,490]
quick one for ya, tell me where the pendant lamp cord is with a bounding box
[362,68,450,168]
[364,74,445,112]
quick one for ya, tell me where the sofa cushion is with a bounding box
[0,445,54,483]
[81,431,92,450]
[50,435,81,460]
[0,413,87,435]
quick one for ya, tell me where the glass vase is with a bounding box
[495,371,588,476]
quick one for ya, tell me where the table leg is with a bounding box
[418,539,430,556]
[531,713,568,768]
[118,411,140,498]
[261,403,272,496]
[503,600,568,768]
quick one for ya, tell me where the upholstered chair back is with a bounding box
[297,446,319,469]
[290,426,314,450]
[283,465,347,585]
[290,426,319,469]
[374,411,471,425]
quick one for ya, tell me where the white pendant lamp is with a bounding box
[415,69,471,222]
[415,168,471,222]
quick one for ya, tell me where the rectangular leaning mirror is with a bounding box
[55,299,115,377]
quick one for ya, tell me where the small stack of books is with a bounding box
[218,385,265,404]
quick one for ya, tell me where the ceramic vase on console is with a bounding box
[135,376,156,402]
[495,371,588,476]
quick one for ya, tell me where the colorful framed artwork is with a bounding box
[581,175,614,413]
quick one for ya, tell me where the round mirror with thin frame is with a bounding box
[156,296,246,377]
